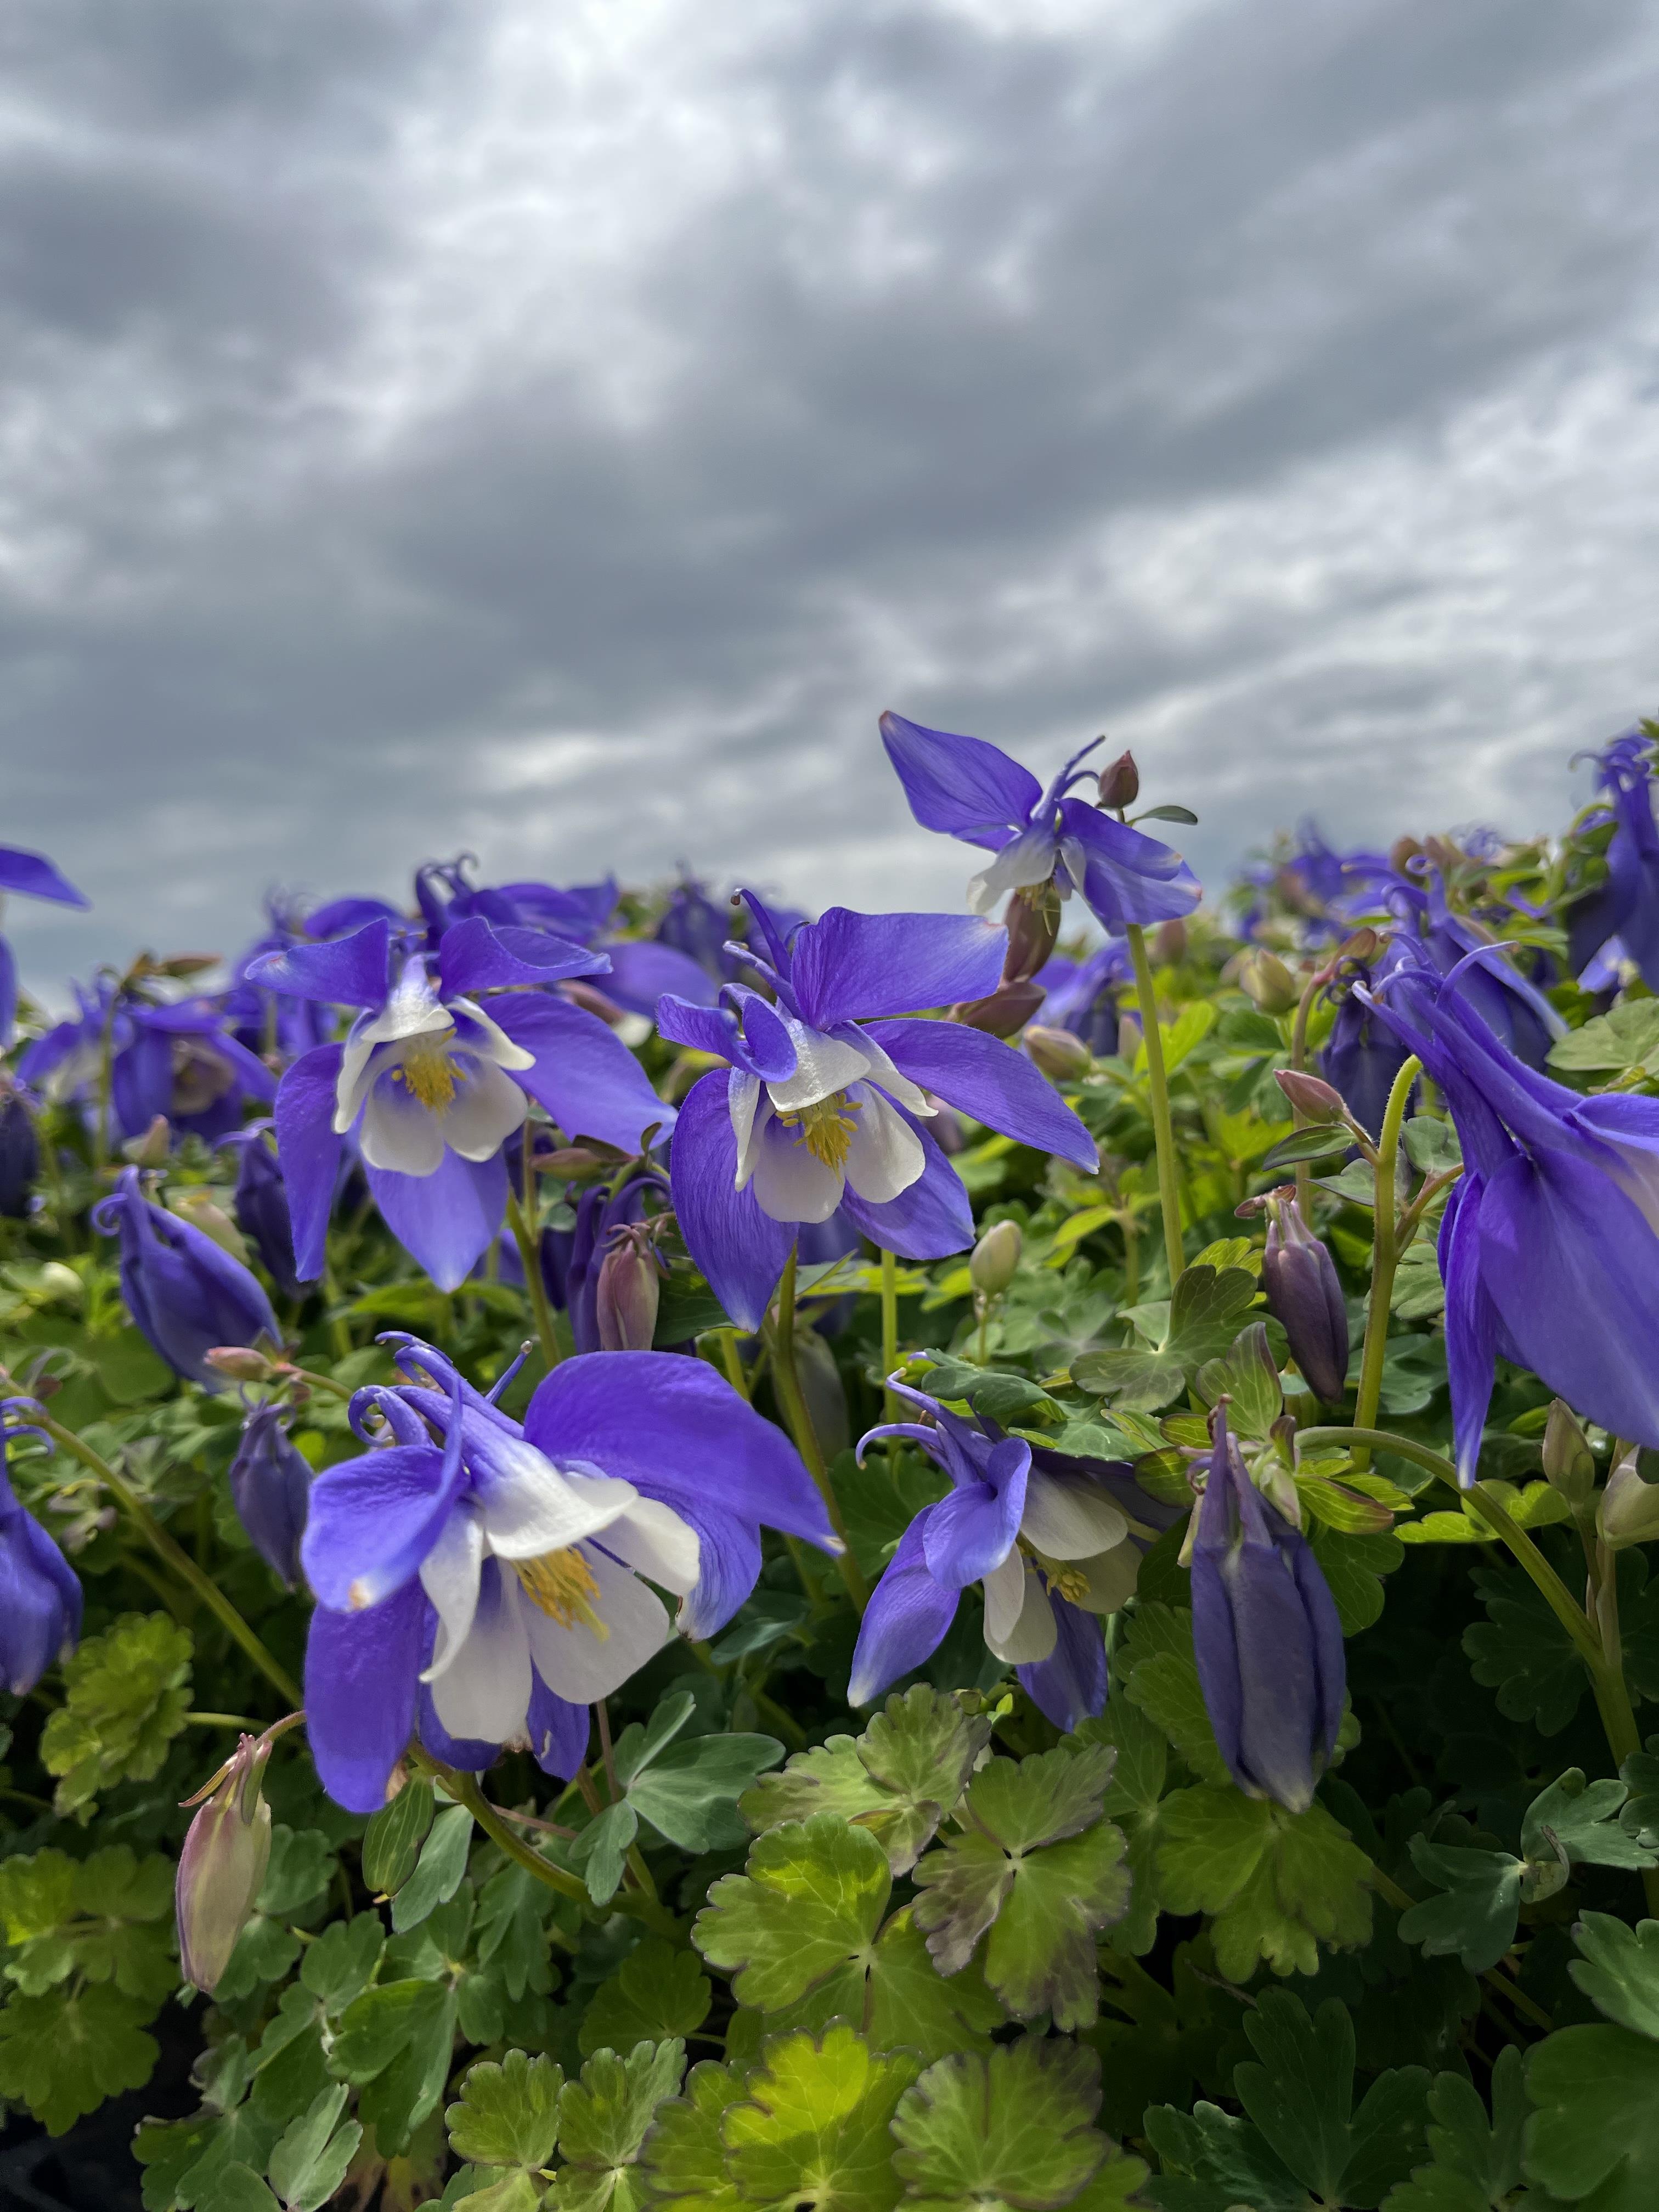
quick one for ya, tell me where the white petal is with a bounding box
[475,1444,637,1559]
[598,1500,701,1595]
[844,1030,935,1116]
[1019,1471,1130,1560]
[982,1555,1058,1664]
[967,823,1058,916]
[1062,1545,1141,1615]
[429,1565,533,1744]
[438,1055,529,1162]
[750,1114,844,1224]
[335,1031,404,1132]
[450,997,537,1073]
[419,1507,485,1682]
[363,959,452,1047]
[518,1544,672,1702]
[729,1071,764,1189]
[766,1019,871,1112]
[842,1085,926,1205]
[359,1074,447,1174]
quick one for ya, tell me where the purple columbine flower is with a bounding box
[228,1403,312,1585]
[0,1415,83,1694]
[1361,939,1659,1480]
[252,913,674,1291]
[299,1334,838,1811]
[1260,1187,1349,1403]
[1033,940,1135,1056]
[94,1167,279,1387]
[110,1000,279,1146]
[847,1381,1173,1731]
[0,843,88,1049]
[878,710,1200,932]
[1567,731,1659,990]
[657,894,1096,1330]
[548,1175,670,1355]
[1190,1404,1345,1814]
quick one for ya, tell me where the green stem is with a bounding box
[1350,1055,1420,1471]
[716,1330,752,1402]
[879,1245,899,1427]
[184,1712,268,1730]
[1125,923,1184,1288]
[506,1188,561,1371]
[22,1408,301,1706]
[1288,971,1322,1217]
[281,1365,354,1402]
[769,1246,867,1611]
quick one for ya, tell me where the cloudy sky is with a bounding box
[4,0,1658,988]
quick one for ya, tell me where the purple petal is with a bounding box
[0,938,15,1053]
[522,1349,837,1548]
[487,991,675,1153]
[248,917,394,1007]
[1018,1596,1106,1733]
[656,996,739,1057]
[789,910,1007,1031]
[273,1043,346,1282]
[656,990,797,1084]
[922,1445,1029,1589]
[527,1673,591,1780]
[301,1437,466,1610]
[600,940,721,1017]
[835,1112,975,1260]
[670,1504,763,1639]
[667,1069,794,1331]
[368,1148,509,1293]
[304,1581,425,1813]
[0,845,88,909]
[437,915,608,998]
[868,1019,1098,1170]
[847,1510,960,1705]
[1437,1172,1499,1485]
[1054,798,1201,928]
[878,711,1041,850]
[303,895,405,938]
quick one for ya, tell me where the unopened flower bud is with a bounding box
[1599,1450,1659,1549]
[176,1733,273,1993]
[1116,1012,1143,1060]
[1542,1400,1596,1510]
[167,1189,250,1266]
[952,979,1047,1037]
[121,1115,172,1168]
[1274,1069,1347,1124]
[232,1133,301,1299]
[228,1403,312,1584]
[595,1231,661,1350]
[1239,950,1300,1015]
[1336,927,1379,964]
[93,1169,279,1388]
[1002,882,1063,985]
[970,1220,1023,1297]
[561,981,629,1026]
[537,1143,622,1182]
[206,1345,280,1383]
[0,1093,38,1220]
[1152,918,1187,965]
[1025,1025,1092,1081]
[1261,1189,1348,1403]
[1097,751,1139,810]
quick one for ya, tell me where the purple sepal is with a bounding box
[921,1435,1029,1588]
[273,1043,347,1282]
[836,1112,975,1259]
[1018,1596,1107,1733]
[0,1432,82,1695]
[247,917,395,1007]
[848,1509,962,1705]
[527,1675,591,1780]
[869,1019,1098,1170]
[92,1168,280,1387]
[667,1069,794,1331]
[789,908,1007,1029]
[231,1132,303,1300]
[600,939,721,1017]
[228,1404,311,1586]
[1054,798,1201,929]
[437,914,608,998]
[304,1581,425,1814]
[366,1149,509,1294]
[487,991,676,1153]
[878,710,1041,849]
[0,844,89,910]
[0,938,16,1054]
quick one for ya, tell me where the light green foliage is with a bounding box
[911,1746,1128,2028]
[333,1973,459,2153]
[38,1611,193,1815]
[1072,1696,1168,1955]
[362,1776,436,1896]
[392,1800,475,1930]
[721,2025,919,2212]
[1547,997,1659,1081]
[583,1939,713,2057]
[1380,2047,1525,2212]
[694,1814,890,2012]
[1567,1911,1659,2039]
[0,1843,174,2004]
[553,2040,688,2212]
[1115,1605,1230,1787]
[1072,1266,1260,1412]
[0,1977,160,2134]
[742,1686,992,1874]
[889,2038,1133,2212]
[1308,1524,1406,1635]
[447,2049,565,2200]
[1155,1786,1372,1982]
[267,2084,363,2212]
[637,2058,748,2212]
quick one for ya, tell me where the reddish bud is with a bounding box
[1273,1070,1347,1124]
[950,978,1047,1037]
[1152,918,1188,965]
[177,1734,273,1993]
[595,1230,662,1350]
[1097,751,1139,809]
[206,1346,280,1382]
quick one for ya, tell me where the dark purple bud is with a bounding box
[1097,750,1139,809]
[1273,1069,1347,1124]
[233,1133,302,1300]
[1261,1189,1349,1403]
[228,1404,311,1585]
[93,1167,279,1387]
[1191,1405,1345,1813]
[595,1227,661,1350]
[1002,882,1063,984]
[950,978,1047,1037]
[176,1733,273,1993]
[0,1092,38,1219]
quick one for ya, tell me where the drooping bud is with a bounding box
[1097,751,1139,810]
[228,1403,312,1585]
[0,1092,38,1220]
[951,978,1047,1037]
[121,1115,172,1168]
[1190,1404,1345,1814]
[233,1132,302,1299]
[1239,949,1300,1015]
[1152,918,1187,965]
[970,1220,1023,1297]
[1002,882,1063,984]
[176,1733,274,1993]
[92,1167,279,1388]
[595,1227,662,1350]
[795,1325,851,1460]
[1260,1188,1349,1403]
[206,1345,281,1383]
[0,1424,82,1694]
[1025,1025,1092,1081]
[537,1143,625,1182]
[1116,1012,1143,1060]
[1273,1069,1347,1124]
[1542,1400,1596,1510]
[1598,1449,1659,1549]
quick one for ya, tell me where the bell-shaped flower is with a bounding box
[879,710,1200,931]
[847,1381,1173,1731]
[94,1167,279,1386]
[1361,941,1659,1480]
[253,913,675,1291]
[658,893,1097,1329]
[0,1416,83,1694]
[0,842,87,1049]
[299,1334,838,1811]
[541,1172,671,1356]
[1567,731,1659,990]
[1032,940,1134,1056]
[229,1404,312,1585]
[109,1000,278,1147]
[1190,1405,1345,1814]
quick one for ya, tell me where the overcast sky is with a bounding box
[4,0,1658,989]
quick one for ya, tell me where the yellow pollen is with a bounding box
[779,1090,861,1170]
[513,1547,608,1638]
[394,1032,466,1112]
[1044,1564,1090,1605]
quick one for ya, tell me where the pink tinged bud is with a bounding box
[176,1735,273,1993]
[1239,949,1300,1014]
[1273,1069,1347,1124]
[1542,1400,1596,1509]
[206,1345,281,1382]
[1598,1451,1659,1548]
[1152,918,1187,965]
[561,981,629,1026]
[1025,1025,1092,1081]
[1097,750,1140,809]
[167,1190,250,1265]
[951,978,1047,1037]
[595,1233,661,1350]
[970,1219,1023,1297]
[1116,1013,1143,1060]
[1261,1191,1349,1403]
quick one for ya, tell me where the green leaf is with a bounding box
[572,1803,641,1908]
[1381,2046,1525,2212]
[555,2040,687,2210]
[636,2057,747,2212]
[628,1735,784,1854]
[889,2038,1108,2211]
[1522,2023,1659,2210]
[1396,1841,1523,1976]
[0,1980,159,2135]
[448,2050,565,2169]
[332,1975,453,2084]
[1463,1564,1586,1735]
[391,1801,475,1931]
[300,1912,386,2017]
[1260,1124,1350,1169]
[1116,1604,1230,1787]
[1071,1699,1169,1956]
[267,2084,363,2212]
[363,1778,436,1896]
[721,2024,919,2212]
[1307,1523,1404,1637]
[1155,1787,1373,1982]
[1548,997,1659,1078]
[1522,1768,1659,1872]
[1193,1322,1282,1441]
[38,1611,193,1816]
[582,1941,713,2058]
[208,2169,281,2212]
[1141,2102,1305,2211]
[693,1815,890,2012]
[1568,1912,1659,2039]
[1390,1239,1446,1322]
[1401,1116,1462,1175]
[910,1746,1128,2029]
[258,1825,337,1917]
[1071,1347,1187,1414]
[1232,1989,1429,2208]
[0,1845,174,2005]
[1620,1743,1659,1851]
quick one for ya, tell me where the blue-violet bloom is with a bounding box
[229,1404,312,1585]
[0,1415,83,1694]
[94,1167,279,1387]
[0,843,88,1049]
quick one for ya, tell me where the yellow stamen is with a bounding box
[779,1090,862,1171]
[1043,1563,1090,1605]
[513,1547,608,1639]
[394,1031,466,1112]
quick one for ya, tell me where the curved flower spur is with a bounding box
[658,893,1098,1328]
[299,1333,839,1811]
